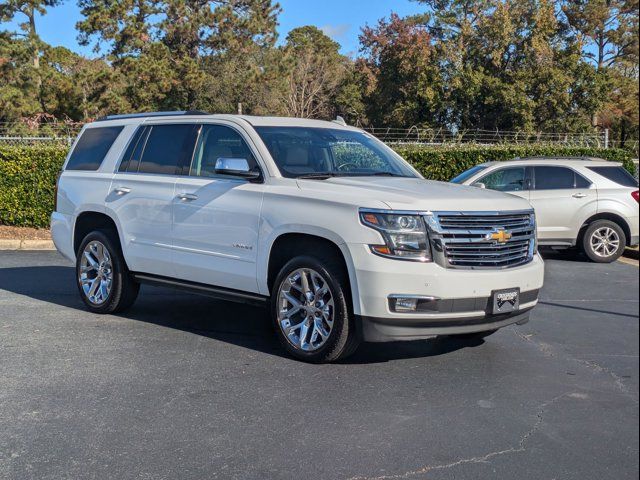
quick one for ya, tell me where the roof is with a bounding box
[481,157,618,167]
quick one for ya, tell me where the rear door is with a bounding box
[172,123,265,293]
[529,165,596,245]
[108,123,198,276]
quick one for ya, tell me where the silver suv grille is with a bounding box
[426,211,536,269]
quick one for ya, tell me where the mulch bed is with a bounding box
[0,225,52,240]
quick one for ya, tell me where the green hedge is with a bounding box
[0,145,68,228]
[0,143,635,228]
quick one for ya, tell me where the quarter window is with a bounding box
[477,167,527,192]
[137,124,196,175]
[190,125,258,178]
[66,126,123,171]
[534,166,579,190]
[587,166,638,187]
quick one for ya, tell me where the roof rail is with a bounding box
[96,111,210,122]
[512,156,605,161]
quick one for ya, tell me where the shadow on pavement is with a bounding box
[0,265,483,364]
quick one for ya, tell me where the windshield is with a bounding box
[254,126,419,179]
[450,165,488,184]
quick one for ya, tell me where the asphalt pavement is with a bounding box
[0,250,638,480]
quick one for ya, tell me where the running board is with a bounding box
[131,273,269,307]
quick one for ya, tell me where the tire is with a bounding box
[76,229,139,314]
[270,254,359,363]
[581,220,626,263]
[454,329,498,341]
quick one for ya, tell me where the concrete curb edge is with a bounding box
[0,239,56,250]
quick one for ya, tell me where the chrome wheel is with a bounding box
[590,227,620,258]
[79,241,113,305]
[277,268,335,352]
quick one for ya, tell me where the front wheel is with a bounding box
[271,255,359,363]
[582,220,626,263]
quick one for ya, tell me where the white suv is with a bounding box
[452,157,639,263]
[52,112,544,362]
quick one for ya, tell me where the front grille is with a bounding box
[427,211,536,269]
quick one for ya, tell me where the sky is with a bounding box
[2,0,425,57]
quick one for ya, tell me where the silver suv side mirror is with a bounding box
[214,158,261,181]
[473,182,486,189]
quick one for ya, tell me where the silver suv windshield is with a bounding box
[254,126,419,179]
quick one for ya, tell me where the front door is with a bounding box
[172,124,264,293]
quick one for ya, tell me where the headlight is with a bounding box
[360,210,432,262]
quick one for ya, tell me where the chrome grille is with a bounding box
[427,211,536,269]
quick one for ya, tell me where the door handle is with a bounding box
[572,193,587,198]
[177,193,198,201]
[114,187,131,196]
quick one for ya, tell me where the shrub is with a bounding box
[0,145,68,228]
[0,143,635,228]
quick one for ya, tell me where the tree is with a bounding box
[357,13,444,127]
[0,0,63,68]
[562,0,639,70]
[275,26,348,118]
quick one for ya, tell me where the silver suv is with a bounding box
[452,157,639,263]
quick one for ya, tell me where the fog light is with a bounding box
[394,297,418,312]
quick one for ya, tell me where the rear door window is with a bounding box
[137,124,197,175]
[587,166,638,187]
[66,126,124,171]
[533,166,576,190]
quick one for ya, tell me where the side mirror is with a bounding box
[214,158,261,181]
[473,182,486,189]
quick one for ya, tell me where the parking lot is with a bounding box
[0,250,638,480]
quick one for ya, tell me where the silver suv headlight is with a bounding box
[359,209,432,262]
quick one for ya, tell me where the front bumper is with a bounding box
[346,243,544,341]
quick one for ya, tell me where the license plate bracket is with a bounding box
[492,288,520,314]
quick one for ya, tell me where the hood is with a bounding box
[296,176,532,212]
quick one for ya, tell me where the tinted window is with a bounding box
[587,166,638,187]
[138,124,195,175]
[190,125,259,177]
[118,126,148,172]
[477,167,527,192]
[450,165,487,183]
[575,172,592,188]
[66,126,123,171]
[534,166,575,190]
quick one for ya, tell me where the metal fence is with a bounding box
[362,127,611,148]
[0,121,622,149]
[0,122,82,146]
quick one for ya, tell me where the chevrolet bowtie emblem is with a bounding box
[487,229,512,244]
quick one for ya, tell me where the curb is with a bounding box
[0,239,56,250]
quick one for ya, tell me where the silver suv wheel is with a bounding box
[277,268,335,352]
[590,227,620,258]
[79,240,113,305]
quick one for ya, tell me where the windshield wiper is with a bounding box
[369,172,403,177]
[296,172,339,180]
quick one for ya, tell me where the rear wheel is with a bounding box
[582,220,626,263]
[76,230,139,314]
[271,255,359,363]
